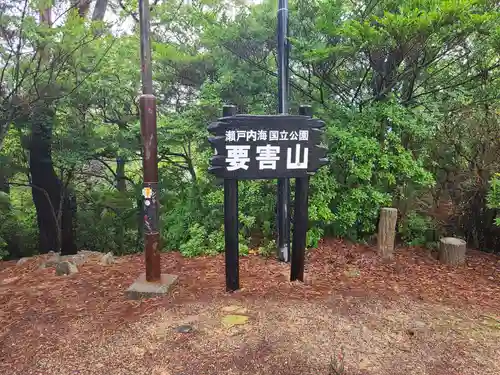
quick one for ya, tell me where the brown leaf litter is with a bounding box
[0,238,499,375]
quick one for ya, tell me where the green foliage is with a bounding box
[179,223,211,257]
[0,186,38,259]
[0,0,499,259]
[487,173,500,227]
[258,239,276,257]
[0,193,12,260]
[306,227,323,248]
[76,188,139,254]
[321,101,434,240]
[398,211,436,247]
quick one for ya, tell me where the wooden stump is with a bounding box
[377,207,398,260]
[438,237,466,265]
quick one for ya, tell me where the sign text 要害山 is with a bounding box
[208,115,327,180]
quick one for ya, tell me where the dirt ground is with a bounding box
[1,239,499,375]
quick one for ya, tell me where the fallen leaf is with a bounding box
[221,314,249,328]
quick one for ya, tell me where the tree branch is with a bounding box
[411,62,500,102]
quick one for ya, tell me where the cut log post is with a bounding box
[438,237,466,266]
[377,207,398,260]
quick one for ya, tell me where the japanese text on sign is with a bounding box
[208,114,327,180]
[226,144,308,171]
[224,129,310,172]
[225,129,309,142]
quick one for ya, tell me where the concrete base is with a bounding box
[125,273,178,300]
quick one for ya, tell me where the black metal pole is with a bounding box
[138,0,161,282]
[290,105,312,282]
[276,0,290,262]
[223,105,240,292]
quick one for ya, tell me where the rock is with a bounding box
[56,250,104,266]
[67,254,87,265]
[44,252,61,267]
[175,325,194,333]
[16,257,30,266]
[99,252,114,265]
[55,261,78,276]
[78,250,102,257]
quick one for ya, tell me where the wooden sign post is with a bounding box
[208,105,327,291]
[290,105,313,281]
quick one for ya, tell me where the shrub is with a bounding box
[398,211,437,247]
[486,173,500,227]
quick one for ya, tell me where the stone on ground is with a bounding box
[43,252,61,268]
[55,261,78,276]
[175,325,194,333]
[99,252,114,265]
[67,253,88,265]
[16,258,30,266]
[125,273,178,300]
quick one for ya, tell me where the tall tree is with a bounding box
[1,0,111,254]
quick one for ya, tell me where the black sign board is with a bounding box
[208,107,329,292]
[208,115,328,180]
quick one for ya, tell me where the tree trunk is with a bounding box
[377,207,398,260]
[116,156,126,253]
[92,0,109,21]
[116,157,126,192]
[29,106,77,255]
[438,237,466,266]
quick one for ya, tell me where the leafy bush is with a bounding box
[179,223,211,257]
[258,239,276,257]
[0,189,38,259]
[487,173,500,227]
[306,227,324,248]
[319,101,434,241]
[76,189,139,255]
[398,211,437,247]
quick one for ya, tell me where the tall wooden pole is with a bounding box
[276,0,291,262]
[222,105,240,292]
[290,105,312,281]
[139,0,161,282]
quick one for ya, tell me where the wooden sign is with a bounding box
[208,107,328,292]
[208,115,327,180]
